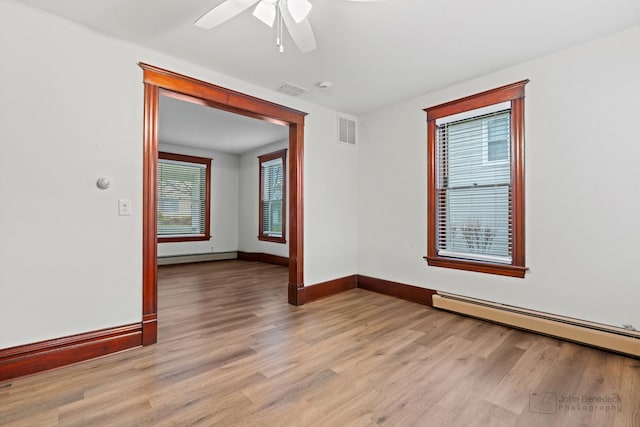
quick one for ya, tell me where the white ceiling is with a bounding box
[159,95,288,154]
[12,0,640,115]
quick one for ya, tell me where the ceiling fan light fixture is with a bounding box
[253,1,276,27]
[286,0,312,23]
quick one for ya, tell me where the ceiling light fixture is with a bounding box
[252,0,312,53]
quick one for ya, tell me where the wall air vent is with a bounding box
[338,116,356,145]
[277,82,308,96]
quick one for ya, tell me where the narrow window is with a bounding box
[258,149,287,243]
[424,80,528,277]
[157,152,211,243]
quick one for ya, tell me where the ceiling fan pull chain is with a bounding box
[276,1,284,53]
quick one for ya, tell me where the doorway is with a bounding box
[140,64,307,345]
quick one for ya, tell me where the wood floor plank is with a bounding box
[1,260,639,426]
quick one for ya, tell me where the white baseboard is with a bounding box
[157,251,237,265]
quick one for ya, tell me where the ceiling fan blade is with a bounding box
[195,0,260,29]
[280,5,316,53]
[253,1,276,27]
[287,0,312,23]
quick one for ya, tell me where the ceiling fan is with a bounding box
[195,0,382,54]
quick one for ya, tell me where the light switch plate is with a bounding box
[118,199,132,216]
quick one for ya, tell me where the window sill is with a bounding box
[158,235,211,243]
[424,255,527,278]
[258,235,286,244]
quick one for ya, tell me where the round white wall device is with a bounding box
[96,177,111,189]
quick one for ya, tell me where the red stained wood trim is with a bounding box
[424,80,528,278]
[142,314,157,346]
[260,253,289,267]
[158,235,211,243]
[258,149,287,244]
[424,256,527,278]
[237,251,289,267]
[288,123,304,306]
[511,97,526,269]
[356,275,436,306]
[0,324,142,382]
[142,83,159,328]
[237,251,260,262]
[140,63,307,335]
[424,80,529,120]
[141,64,305,124]
[157,151,212,244]
[305,275,358,302]
[426,118,437,261]
[289,283,306,306]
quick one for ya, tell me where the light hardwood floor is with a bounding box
[1,261,639,426]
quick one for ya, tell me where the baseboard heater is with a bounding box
[432,292,640,357]
[157,251,237,265]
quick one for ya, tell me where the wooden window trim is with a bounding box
[157,151,212,243]
[423,80,529,278]
[258,149,287,244]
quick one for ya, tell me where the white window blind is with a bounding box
[261,157,284,237]
[436,109,512,264]
[157,159,207,237]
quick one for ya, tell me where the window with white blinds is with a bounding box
[436,109,512,264]
[157,152,211,242]
[424,80,528,278]
[258,149,287,243]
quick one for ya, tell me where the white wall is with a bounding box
[0,1,358,348]
[358,25,640,329]
[305,113,359,285]
[238,140,289,258]
[157,143,239,257]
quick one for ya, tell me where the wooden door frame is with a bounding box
[140,63,307,345]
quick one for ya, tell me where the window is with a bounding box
[424,80,528,278]
[258,149,287,243]
[157,152,211,243]
[484,116,510,163]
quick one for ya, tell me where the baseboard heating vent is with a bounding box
[158,251,237,265]
[432,292,640,357]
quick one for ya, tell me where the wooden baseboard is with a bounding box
[0,323,142,382]
[302,274,436,306]
[306,275,357,302]
[142,314,157,346]
[289,282,305,306]
[238,251,289,267]
[356,275,436,306]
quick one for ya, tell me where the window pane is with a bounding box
[487,116,509,161]
[440,186,511,258]
[260,157,284,237]
[158,160,207,236]
[437,111,512,262]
